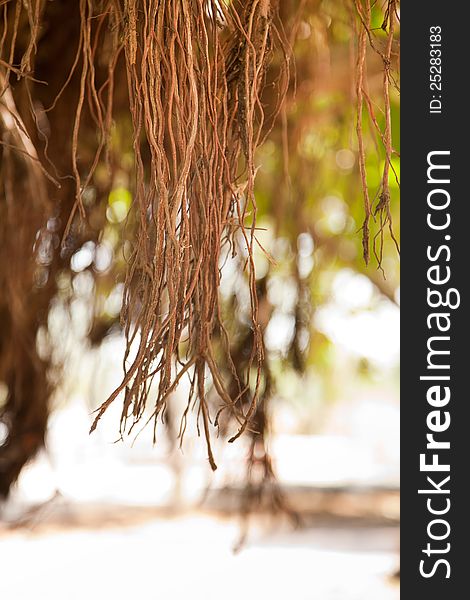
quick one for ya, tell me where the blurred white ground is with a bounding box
[0,421,399,600]
[0,511,399,600]
[0,406,399,599]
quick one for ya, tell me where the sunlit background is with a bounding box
[0,1,400,598]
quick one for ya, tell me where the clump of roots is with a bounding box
[353,0,400,269]
[0,1,399,488]
[83,1,289,469]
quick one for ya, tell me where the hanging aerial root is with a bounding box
[84,0,288,469]
[1,0,288,470]
[352,0,400,269]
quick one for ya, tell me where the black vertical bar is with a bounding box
[402,2,469,596]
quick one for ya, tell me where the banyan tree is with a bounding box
[0,0,399,504]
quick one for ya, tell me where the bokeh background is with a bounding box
[0,1,399,598]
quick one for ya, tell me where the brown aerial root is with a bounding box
[352,0,400,270]
[0,0,288,476]
[0,14,52,496]
[234,394,300,552]
[1,0,399,480]
[85,0,288,469]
